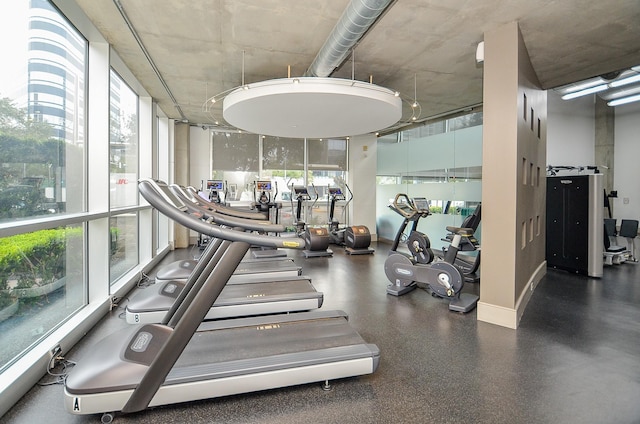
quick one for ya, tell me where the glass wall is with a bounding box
[109,70,139,283]
[0,0,86,223]
[376,112,483,247]
[109,70,139,208]
[0,225,85,370]
[0,0,88,372]
[0,1,166,407]
[109,213,138,284]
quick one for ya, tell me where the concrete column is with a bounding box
[173,122,190,248]
[478,21,547,329]
[595,97,615,215]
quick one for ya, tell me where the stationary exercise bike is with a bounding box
[425,199,481,284]
[384,193,479,313]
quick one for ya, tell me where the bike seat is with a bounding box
[445,226,474,236]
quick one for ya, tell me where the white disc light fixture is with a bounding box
[223,77,402,138]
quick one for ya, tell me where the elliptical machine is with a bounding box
[198,180,226,249]
[251,180,287,259]
[290,184,333,258]
[384,193,478,313]
[205,179,226,204]
[327,185,374,255]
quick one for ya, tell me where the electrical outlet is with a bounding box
[109,296,119,311]
[49,344,63,369]
[50,344,62,359]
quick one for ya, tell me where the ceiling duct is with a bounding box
[304,0,395,78]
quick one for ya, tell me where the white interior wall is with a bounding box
[347,134,378,239]
[612,101,640,221]
[547,90,595,166]
[189,127,211,189]
[547,91,640,222]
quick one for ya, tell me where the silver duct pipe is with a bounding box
[304,0,395,78]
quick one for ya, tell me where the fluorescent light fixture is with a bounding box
[607,93,640,107]
[559,78,605,95]
[609,73,640,88]
[561,84,608,100]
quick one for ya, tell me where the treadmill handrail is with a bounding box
[185,186,268,220]
[169,185,285,233]
[139,179,304,249]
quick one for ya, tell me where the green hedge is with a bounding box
[0,227,82,293]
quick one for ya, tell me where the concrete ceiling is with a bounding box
[74,0,640,134]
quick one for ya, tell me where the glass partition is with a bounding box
[377,114,483,250]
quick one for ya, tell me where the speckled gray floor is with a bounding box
[3,242,640,424]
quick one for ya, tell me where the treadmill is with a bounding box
[152,184,301,283]
[126,187,322,325]
[64,178,379,420]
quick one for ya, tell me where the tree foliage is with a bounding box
[0,94,76,219]
[0,96,55,140]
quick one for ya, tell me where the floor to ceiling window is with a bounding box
[109,70,139,284]
[0,3,168,415]
[207,132,348,228]
[0,0,87,372]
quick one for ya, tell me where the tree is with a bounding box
[0,95,63,219]
[0,96,56,140]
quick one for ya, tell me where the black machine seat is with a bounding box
[603,226,626,253]
[619,219,638,239]
[619,219,638,261]
[603,223,627,265]
[445,226,474,237]
[604,218,618,237]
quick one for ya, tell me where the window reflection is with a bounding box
[0,0,86,223]
[109,70,139,209]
